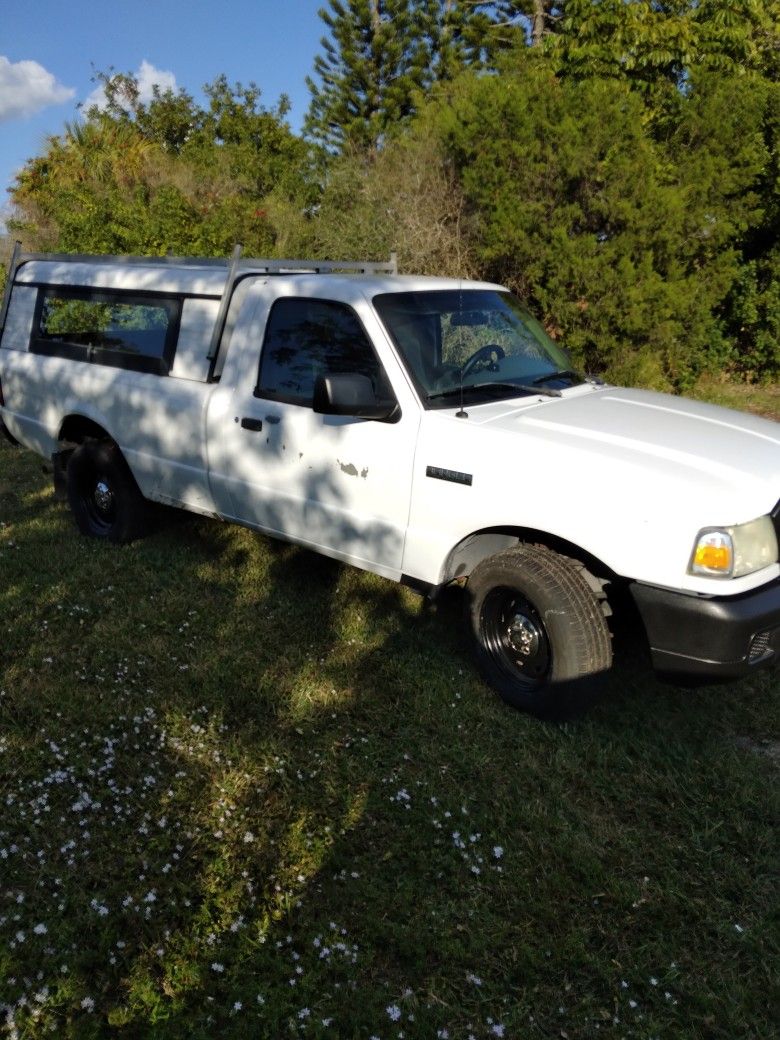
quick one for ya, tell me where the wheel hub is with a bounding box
[94,480,113,513]
[507,610,541,658]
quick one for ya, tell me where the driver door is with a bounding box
[208,291,419,579]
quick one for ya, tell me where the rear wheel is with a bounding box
[466,544,612,719]
[66,440,148,543]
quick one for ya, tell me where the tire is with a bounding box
[466,544,612,719]
[66,440,148,544]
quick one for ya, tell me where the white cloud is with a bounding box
[84,60,178,112]
[136,60,177,101]
[0,56,75,123]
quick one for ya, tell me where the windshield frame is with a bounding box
[372,289,577,410]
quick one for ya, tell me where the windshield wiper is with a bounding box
[427,381,561,402]
[532,369,582,387]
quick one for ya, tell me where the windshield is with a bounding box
[373,290,578,407]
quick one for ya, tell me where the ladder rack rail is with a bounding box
[4,245,398,277]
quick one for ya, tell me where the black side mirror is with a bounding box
[313,373,399,421]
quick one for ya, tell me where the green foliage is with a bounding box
[720,79,780,382]
[41,297,170,342]
[547,0,777,83]
[299,0,779,384]
[305,0,427,152]
[0,245,9,299]
[290,133,475,276]
[416,65,769,386]
[725,250,780,381]
[414,0,504,77]
[304,0,501,151]
[40,297,112,336]
[9,74,315,259]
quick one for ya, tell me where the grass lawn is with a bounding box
[691,378,779,422]
[0,415,778,1038]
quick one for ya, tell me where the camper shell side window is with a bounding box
[30,286,183,376]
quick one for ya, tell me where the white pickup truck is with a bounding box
[1,247,778,716]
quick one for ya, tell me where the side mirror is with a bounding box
[313,373,399,421]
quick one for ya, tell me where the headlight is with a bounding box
[689,515,779,578]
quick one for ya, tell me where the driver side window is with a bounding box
[255,297,390,407]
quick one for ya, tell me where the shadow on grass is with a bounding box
[1,441,778,1038]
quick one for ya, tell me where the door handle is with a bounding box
[240,417,263,432]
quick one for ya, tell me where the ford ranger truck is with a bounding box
[1,246,778,717]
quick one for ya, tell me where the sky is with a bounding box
[0,0,327,228]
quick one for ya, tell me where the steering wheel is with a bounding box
[461,343,506,379]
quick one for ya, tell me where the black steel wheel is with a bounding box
[479,587,551,688]
[467,544,612,719]
[66,441,148,543]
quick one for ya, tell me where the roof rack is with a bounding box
[0,242,398,340]
[5,243,398,276]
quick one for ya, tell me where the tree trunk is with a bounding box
[531,0,545,47]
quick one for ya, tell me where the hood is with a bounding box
[468,386,779,516]
[418,385,779,592]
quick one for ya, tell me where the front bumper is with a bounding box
[631,577,780,682]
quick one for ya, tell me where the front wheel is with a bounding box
[466,545,612,719]
[66,440,148,543]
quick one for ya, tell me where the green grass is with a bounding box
[691,377,780,421]
[0,433,778,1039]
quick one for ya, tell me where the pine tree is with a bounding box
[413,1,501,79]
[305,0,424,153]
[305,0,504,152]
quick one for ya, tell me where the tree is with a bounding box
[413,1,503,77]
[10,73,315,258]
[433,63,770,387]
[292,132,475,275]
[305,0,425,152]
[305,0,502,151]
[485,1,561,48]
[718,77,780,380]
[548,0,778,91]
[84,68,199,154]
